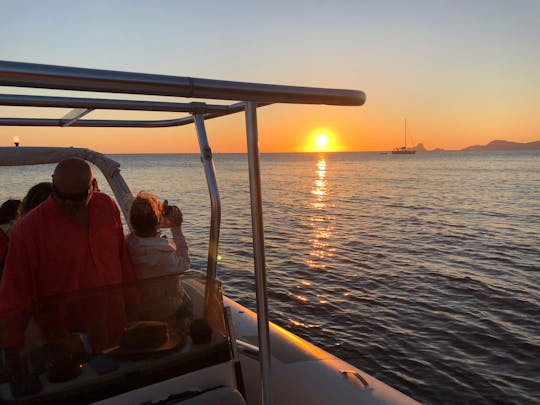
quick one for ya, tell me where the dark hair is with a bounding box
[21,182,53,216]
[0,199,21,225]
[129,192,162,237]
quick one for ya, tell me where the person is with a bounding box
[0,158,135,350]
[126,192,191,322]
[0,199,21,270]
[1,183,53,274]
[0,200,21,231]
[20,182,53,216]
[126,192,190,279]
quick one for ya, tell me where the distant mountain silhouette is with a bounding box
[462,140,540,151]
[384,140,539,152]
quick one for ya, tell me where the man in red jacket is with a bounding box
[0,158,136,350]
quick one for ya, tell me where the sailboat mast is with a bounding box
[404,118,407,149]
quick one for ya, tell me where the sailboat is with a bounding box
[392,119,416,154]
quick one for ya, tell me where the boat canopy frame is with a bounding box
[0,60,365,405]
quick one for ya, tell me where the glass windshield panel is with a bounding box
[0,272,228,403]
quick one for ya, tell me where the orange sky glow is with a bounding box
[2,101,537,154]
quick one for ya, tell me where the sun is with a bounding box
[313,132,333,152]
[304,128,339,152]
[316,134,329,149]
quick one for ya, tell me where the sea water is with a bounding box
[1,150,539,404]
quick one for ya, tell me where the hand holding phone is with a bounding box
[160,200,183,228]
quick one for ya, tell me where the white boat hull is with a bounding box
[225,298,419,405]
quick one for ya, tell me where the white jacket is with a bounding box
[126,227,190,280]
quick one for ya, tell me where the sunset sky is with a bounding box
[1,1,539,153]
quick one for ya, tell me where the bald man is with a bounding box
[0,158,135,349]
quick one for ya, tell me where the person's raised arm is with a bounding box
[163,205,190,271]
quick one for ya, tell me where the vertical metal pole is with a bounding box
[193,113,221,317]
[245,101,273,404]
[224,306,246,397]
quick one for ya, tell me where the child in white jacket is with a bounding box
[126,192,190,278]
[126,192,191,321]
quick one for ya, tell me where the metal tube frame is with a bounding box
[0,95,270,128]
[0,93,231,112]
[0,60,365,106]
[245,101,273,404]
[0,94,271,128]
[193,113,221,317]
[0,60,366,405]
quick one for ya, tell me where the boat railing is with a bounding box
[0,146,133,223]
[0,60,365,404]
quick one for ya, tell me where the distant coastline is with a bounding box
[412,139,540,152]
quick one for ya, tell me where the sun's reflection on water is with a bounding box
[306,155,335,270]
[293,155,335,313]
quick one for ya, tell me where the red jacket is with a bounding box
[0,193,136,349]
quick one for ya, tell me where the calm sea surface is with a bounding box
[1,150,539,404]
